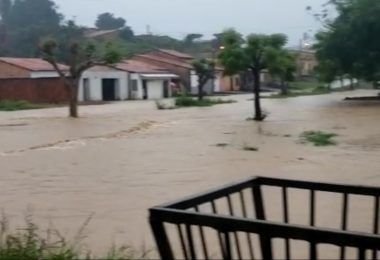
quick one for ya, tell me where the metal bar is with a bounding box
[358,248,366,260]
[149,215,175,260]
[239,191,255,260]
[252,184,273,260]
[309,189,317,260]
[257,177,380,197]
[340,193,349,260]
[282,187,290,260]
[223,232,232,260]
[373,196,379,260]
[212,200,226,258]
[185,224,196,260]
[227,194,242,259]
[177,224,189,260]
[161,177,256,209]
[195,206,209,260]
[150,208,380,250]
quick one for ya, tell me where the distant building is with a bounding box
[0,58,69,103]
[133,49,239,94]
[290,49,318,79]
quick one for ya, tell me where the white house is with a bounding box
[79,60,178,102]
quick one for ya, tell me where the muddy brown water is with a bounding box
[0,90,380,256]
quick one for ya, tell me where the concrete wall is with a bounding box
[0,61,30,79]
[79,69,128,102]
[147,80,164,99]
[0,78,68,103]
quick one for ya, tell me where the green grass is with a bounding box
[0,213,150,260]
[174,96,236,107]
[0,100,47,111]
[300,131,338,146]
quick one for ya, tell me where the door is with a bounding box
[163,80,169,98]
[142,80,148,100]
[102,79,116,101]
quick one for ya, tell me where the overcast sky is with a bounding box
[54,0,326,46]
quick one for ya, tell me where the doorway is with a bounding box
[102,79,117,101]
[142,80,148,100]
[163,80,169,98]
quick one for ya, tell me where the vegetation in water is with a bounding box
[300,131,338,146]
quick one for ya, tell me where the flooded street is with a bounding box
[1,90,380,253]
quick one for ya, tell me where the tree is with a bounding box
[40,40,122,118]
[95,13,126,30]
[0,0,62,57]
[184,33,203,45]
[119,26,134,41]
[268,51,296,95]
[219,29,288,121]
[192,59,215,100]
[314,0,380,88]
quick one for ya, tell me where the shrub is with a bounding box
[0,100,45,111]
[301,131,337,146]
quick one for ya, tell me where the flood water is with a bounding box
[1,90,380,255]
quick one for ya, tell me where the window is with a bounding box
[131,80,138,91]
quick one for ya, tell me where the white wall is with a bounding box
[79,69,128,102]
[30,71,61,78]
[131,73,143,99]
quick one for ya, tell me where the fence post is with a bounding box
[149,213,174,260]
[252,182,273,260]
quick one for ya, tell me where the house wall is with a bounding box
[0,78,68,103]
[131,73,143,99]
[30,71,61,78]
[79,69,128,102]
[0,61,30,78]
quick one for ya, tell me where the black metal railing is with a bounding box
[149,177,380,260]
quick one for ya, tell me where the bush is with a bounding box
[175,96,236,107]
[0,213,150,260]
[300,131,337,146]
[0,100,45,111]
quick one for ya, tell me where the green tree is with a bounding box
[40,40,122,118]
[192,59,215,100]
[219,29,288,121]
[0,0,62,57]
[314,0,380,88]
[184,33,203,45]
[268,51,296,95]
[95,13,126,30]
[119,26,134,41]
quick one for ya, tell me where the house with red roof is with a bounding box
[79,59,179,101]
[0,58,69,103]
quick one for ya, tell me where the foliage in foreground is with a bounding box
[300,131,338,146]
[175,96,236,107]
[0,214,150,260]
[0,100,46,111]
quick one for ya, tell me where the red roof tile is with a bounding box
[0,58,68,72]
[136,54,194,69]
[115,59,169,73]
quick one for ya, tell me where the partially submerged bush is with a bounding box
[301,131,338,146]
